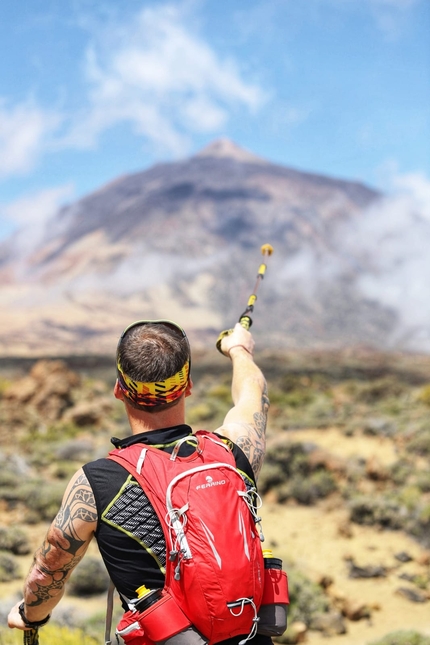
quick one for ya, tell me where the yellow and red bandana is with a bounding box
[117,358,190,408]
[116,319,190,408]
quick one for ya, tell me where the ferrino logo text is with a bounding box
[196,474,226,490]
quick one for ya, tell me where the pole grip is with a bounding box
[216,328,234,353]
[239,315,252,330]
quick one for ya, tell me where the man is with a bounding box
[8,320,271,644]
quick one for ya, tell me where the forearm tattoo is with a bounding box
[26,473,96,607]
[236,385,270,478]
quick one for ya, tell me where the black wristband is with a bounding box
[18,602,51,628]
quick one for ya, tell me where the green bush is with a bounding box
[407,504,430,548]
[186,402,218,424]
[289,471,337,505]
[390,459,414,486]
[0,625,99,645]
[368,631,430,645]
[286,568,330,626]
[0,468,18,487]
[8,480,66,522]
[0,526,30,555]
[0,550,20,582]
[261,441,337,504]
[417,384,430,406]
[258,462,288,494]
[350,378,405,404]
[406,428,430,456]
[349,496,404,529]
[415,471,430,493]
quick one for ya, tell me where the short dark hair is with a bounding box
[117,322,191,412]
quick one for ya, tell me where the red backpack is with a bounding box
[108,431,265,644]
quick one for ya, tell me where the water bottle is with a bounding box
[257,549,289,637]
[132,585,207,645]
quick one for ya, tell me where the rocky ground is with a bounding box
[0,350,429,644]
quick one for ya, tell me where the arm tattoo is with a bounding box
[235,432,265,477]
[53,474,97,553]
[236,384,269,477]
[26,473,96,607]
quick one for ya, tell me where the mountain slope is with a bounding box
[0,139,426,357]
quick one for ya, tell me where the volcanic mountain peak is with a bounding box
[0,140,427,356]
[196,138,267,164]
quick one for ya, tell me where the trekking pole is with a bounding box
[216,244,274,353]
[24,628,39,645]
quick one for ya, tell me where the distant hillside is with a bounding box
[0,138,428,356]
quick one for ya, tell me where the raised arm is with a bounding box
[216,323,269,480]
[8,468,97,630]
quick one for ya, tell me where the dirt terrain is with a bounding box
[0,354,430,645]
[263,428,430,643]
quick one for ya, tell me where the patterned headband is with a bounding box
[116,319,190,408]
[117,359,190,408]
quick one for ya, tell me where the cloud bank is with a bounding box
[56,4,267,156]
[0,4,266,182]
[0,100,59,178]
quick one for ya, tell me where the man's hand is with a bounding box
[219,323,255,358]
[216,323,268,480]
[8,600,28,631]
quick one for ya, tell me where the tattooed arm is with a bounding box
[217,323,269,480]
[8,469,97,629]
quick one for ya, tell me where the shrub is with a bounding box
[68,557,110,596]
[286,568,330,626]
[407,504,430,548]
[186,402,218,424]
[258,463,288,494]
[415,471,430,493]
[264,442,310,475]
[0,479,65,521]
[0,624,99,645]
[390,459,414,486]
[350,378,405,404]
[363,417,395,437]
[0,526,30,555]
[368,631,430,645]
[417,384,430,406]
[23,481,65,521]
[398,486,421,511]
[207,383,232,404]
[289,471,337,505]
[0,469,18,487]
[406,428,430,456]
[349,496,405,530]
[262,441,337,504]
[0,551,20,582]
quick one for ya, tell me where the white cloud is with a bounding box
[340,171,430,348]
[2,184,73,225]
[1,183,75,253]
[392,171,430,220]
[62,3,267,155]
[0,100,60,178]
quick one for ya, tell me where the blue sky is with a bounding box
[0,0,429,240]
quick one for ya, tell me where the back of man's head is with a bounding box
[116,320,191,412]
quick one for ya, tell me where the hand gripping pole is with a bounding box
[216,244,273,353]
